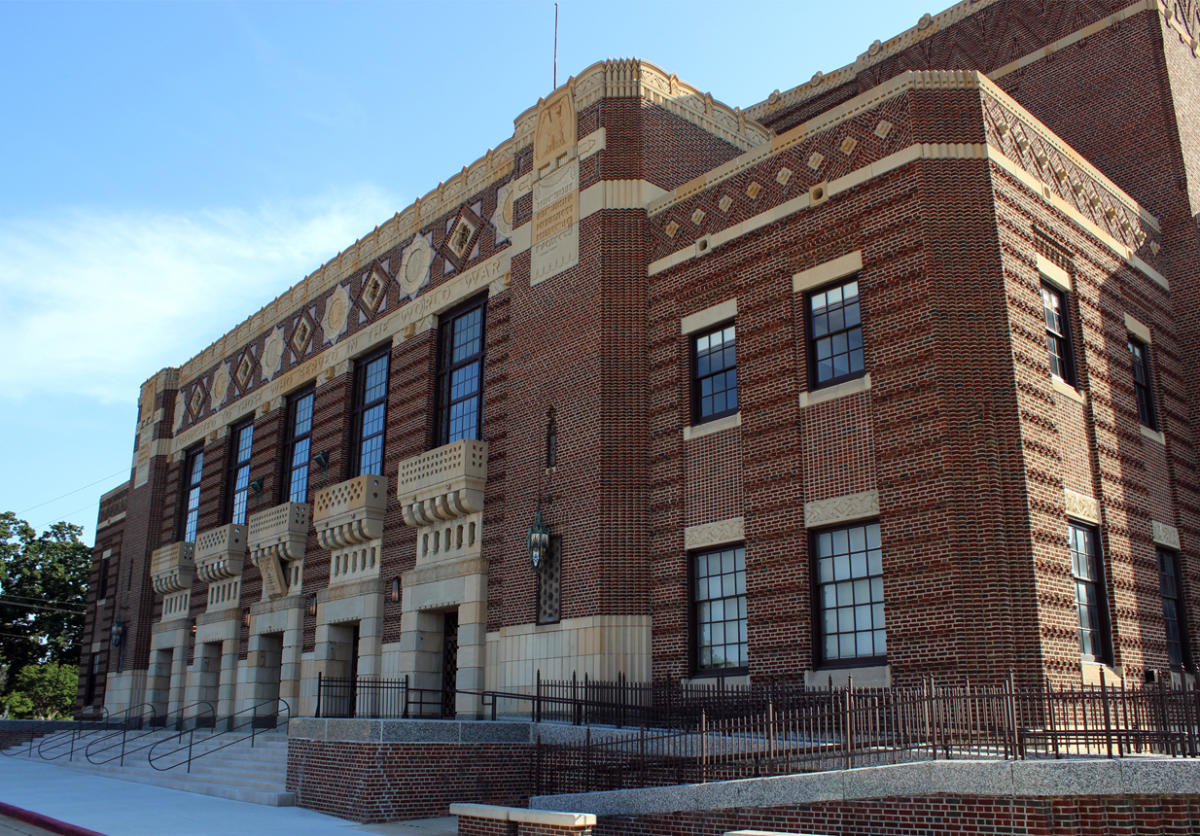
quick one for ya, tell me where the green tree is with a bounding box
[1,663,78,719]
[0,513,90,696]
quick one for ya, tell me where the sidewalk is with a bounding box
[0,755,456,836]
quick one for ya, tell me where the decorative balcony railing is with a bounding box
[312,475,388,550]
[397,440,487,564]
[150,542,195,594]
[249,502,310,599]
[194,523,248,583]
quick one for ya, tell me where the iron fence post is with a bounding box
[316,672,323,718]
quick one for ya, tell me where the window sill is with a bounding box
[683,411,742,441]
[799,373,870,409]
[804,663,890,689]
[1140,424,1166,446]
[684,671,749,687]
[1051,376,1085,404]
[1081,659,1122,687]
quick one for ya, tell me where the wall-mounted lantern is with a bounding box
[528,507,550,571]
[389,577,401,604]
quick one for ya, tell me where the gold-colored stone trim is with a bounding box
[804,489,879,528]
[1064,489,1100,524]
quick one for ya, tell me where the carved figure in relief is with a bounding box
[534,88,577,170]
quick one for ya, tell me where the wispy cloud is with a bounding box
[0,185,401,403]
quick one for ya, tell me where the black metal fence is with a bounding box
[534,677,1200,794]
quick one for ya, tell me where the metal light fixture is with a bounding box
[110,618,125,647]
[313,451,329,472]
[307,593,318,617]
[389,577,401,603]
[527,507,550,571]
[242,607,251,628]
[249,478,264,496]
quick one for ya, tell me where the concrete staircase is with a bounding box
[1,726,294,806]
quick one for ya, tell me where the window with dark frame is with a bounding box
[692,544,747,672]
[226,419,254,526]
[1069,522,1112,664]
[807,278,865,389]
[179,446,204,542]
[436,296,486,446]
[1041,282,1075,385]
[692,323,738,423]
[351,350,390,477]
[283,389,315,503]
[97,551,109,600]
[537,535,562,625]
[1158,549,1190,669]
[1129,336,1157,430]
[814,521,886,665]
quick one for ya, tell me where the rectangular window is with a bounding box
[226,419,254,525]
[97,551,109,600]
[814,521,886,665]
[283,388,314,503]
[537,535,562,625]
[436,296,486,446]
[1041,282,1075,385]
[1069,522,1111,664]
[1129,336,1157,430]
[179,446,204,542]
[1159,549,1190,669]
[808,278,865,388]
[692,323,737,422]
[351,350,389,476]
[692,544,747,672]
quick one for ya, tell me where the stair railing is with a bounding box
[148,697,290,774]
[37,707,111,761]
[85,703,161,767]
[141,700,216,773]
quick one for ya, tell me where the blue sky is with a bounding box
[0,0,932,543]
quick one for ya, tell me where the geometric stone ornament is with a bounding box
[291,312,315,356]
[1063,488,1100,524]
[718,195,733,213]
[776,167,793,186]
[1152,521,1181,551]
[399,234,433,298]
[665,220,680,238]
[805,489,880,528]
[261,326,285,381]
[446,214,478,261]
[491,183,514,244]
[322,284,352,346]
[691,208,706,226]
[188,382,206,418]
[359,266,389,314]
[210,362,231,410]
[746,181,762,199]
[840,136,859,156]
[808,152,825,171]
[875,120,893,139]
[684,516,745,550]
[234,350,255,390]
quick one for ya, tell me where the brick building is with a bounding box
[79,0,1200,722]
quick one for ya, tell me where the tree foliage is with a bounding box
[0,663,78,719]
[0,512,91,697]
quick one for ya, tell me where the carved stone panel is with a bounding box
[804,489,880,528]
[534,86,577,172]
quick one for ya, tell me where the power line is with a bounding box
[0,594,87,610]
[0,600,85,616]
[13,469,128,517]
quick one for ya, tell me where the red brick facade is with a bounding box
[80,0,1199,727]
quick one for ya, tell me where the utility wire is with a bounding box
[0,595,87,611]
[0,600,85,616]
[13,470,128,517]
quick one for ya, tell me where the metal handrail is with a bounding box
[0,719,59,759]
[148,698,290,773]
[37,707,111,761]
[85,703,161,766]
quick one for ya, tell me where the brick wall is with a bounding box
[286,739,533,822]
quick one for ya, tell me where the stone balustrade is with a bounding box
[194,523,248,583]
[312,474,388,551]
[397,439,487,527]
[150,541,195,594]
[249,501,310,599]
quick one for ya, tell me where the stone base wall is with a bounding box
[591,793,1200,836]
